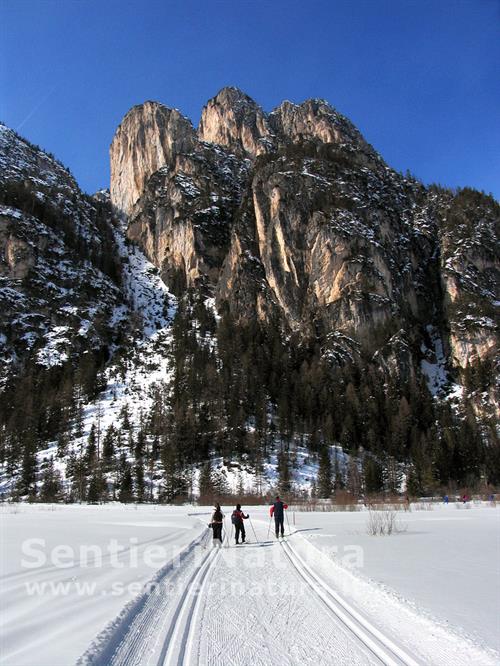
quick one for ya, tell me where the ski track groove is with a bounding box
[110,531,218,666]
[159,545,219,666]
[199,531,380,666]
[79,521,422,666]
[280,538,419,666]
[76,528,211,666]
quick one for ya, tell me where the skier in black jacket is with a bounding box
[231,504,249,544]
[270,496,288,538]
[209,503,224,544]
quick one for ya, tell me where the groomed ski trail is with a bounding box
[83,514,499,666]
[80,519,411,665]
[279,539,418,666]
[76,527,218,666]
[198,524,392,666]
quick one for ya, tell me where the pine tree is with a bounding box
[199,459,215,500]
[364,456,383,494]
[135,429,146,460]
[253,447,265,496]
[87,465,106,503]
[56,431,69,459]
[135,459,145,502]
[86,424,97,465]
[118,454,134,503]
[383,455,403,495]
[40,457,63,502]
[277,451,292,495]
[18,431,38,498]
[102,425,116,471]
[317,446,333,498]
[120,403,131,431]
[160,441,186,502]
[71,454,87,502]
[212,466,229,497]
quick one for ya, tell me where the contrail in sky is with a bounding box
[16,85,58,132]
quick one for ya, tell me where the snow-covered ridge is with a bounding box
[0,123,76,189]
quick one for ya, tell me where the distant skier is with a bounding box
[443,494,449,504]
[231,504,249,544]
[270,495,288,538]
[209,503,224,545]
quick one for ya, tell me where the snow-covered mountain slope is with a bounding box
[0,199,179,496]
[0,173,319,499]
[0,88,498,504]
[0,120,347,501]
[0,123,124,386]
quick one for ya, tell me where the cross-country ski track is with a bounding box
[77,517,421,666]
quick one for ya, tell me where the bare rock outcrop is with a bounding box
[217,146,434,346]
[110,101,196,215]
[127,143,248,291]
[0,210,41,279]
[435,188,499,416]
[198,87,274,157]
[108,89,499,419]
[269,99,374,155]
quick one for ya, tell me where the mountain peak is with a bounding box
[110,100,196,215]
[269,97,373,154]
[198,87,272,157]
[209,86,259,107]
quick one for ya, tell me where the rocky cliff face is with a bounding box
[437,189,499,369]
[198,86,274,157]
[434,188,500,417]
[109,87,498,411]
[127,143,248,291]
[218,145,436,346]
[110,101,196,215]
[0,212,39,280]
[269,99,375,156]
[0,123,125,384]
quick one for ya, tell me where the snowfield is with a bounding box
[0,502,498,666]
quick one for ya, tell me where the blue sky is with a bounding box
[1,0,499,198]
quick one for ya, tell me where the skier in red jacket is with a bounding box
[270,496,288,538]
[231,504,249,544]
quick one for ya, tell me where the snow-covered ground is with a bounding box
[1,501,498,665]
[0,504,203,665]
[289,501,500,662]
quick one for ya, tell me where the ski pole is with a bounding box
[203,525,211,550]
[248,517,259,544]
[223,517,230,548]
[286,509,292,536]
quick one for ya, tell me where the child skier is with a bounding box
[270,496,288,538]
[231,504,249,544]
[209,503,224,545]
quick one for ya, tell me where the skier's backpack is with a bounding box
[213,509,222,522]
[231,510,240,525]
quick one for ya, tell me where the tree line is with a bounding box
[1,290,497,504]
